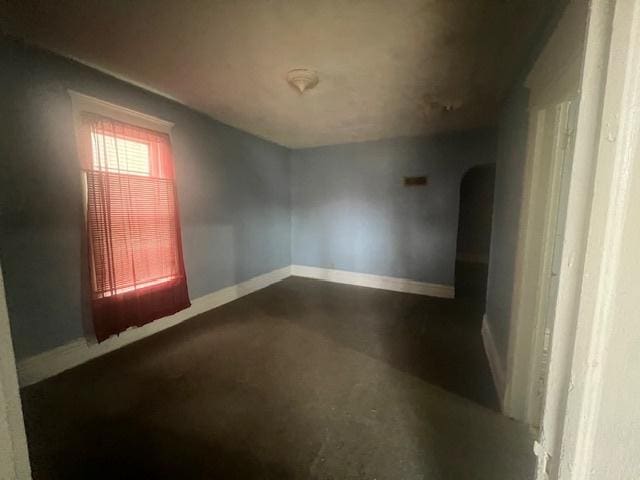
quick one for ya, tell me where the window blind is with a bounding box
[81,113,190,341]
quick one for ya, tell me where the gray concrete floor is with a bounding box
[21,277,535,479]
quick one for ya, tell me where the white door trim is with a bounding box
[536,0,640,478]
[504,0,584,421]
[0,262,32,479]
[524,101,575,428]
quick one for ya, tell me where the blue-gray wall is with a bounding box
[290,133,497,286]
[0,39,291,360]
[0,39,503,362]
[485,86,530,364]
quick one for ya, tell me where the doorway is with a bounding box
[454,164,496,306]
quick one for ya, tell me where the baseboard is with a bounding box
[290,265,455,299]
[481,314,506,409]
[18,264,452,386]
[17,266,291,387]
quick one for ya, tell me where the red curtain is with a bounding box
[80,113,190,341]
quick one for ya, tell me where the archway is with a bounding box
[455,164,496,305]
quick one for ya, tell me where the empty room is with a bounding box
[3,1,640,479]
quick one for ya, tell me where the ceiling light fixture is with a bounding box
[287,69,319,94]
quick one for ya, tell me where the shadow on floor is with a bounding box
[251,276,499,410]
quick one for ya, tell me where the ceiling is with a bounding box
[2,0,556,148]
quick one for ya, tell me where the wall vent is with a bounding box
[404,176,428,187]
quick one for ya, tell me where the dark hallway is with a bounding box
[454,164,496,305]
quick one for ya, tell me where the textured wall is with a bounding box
[484,86,530,364]
[290,133,497,286]
[0,40,291,359]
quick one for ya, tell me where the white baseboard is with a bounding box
[17,266,291,387]
[17,264,453,387]
[290,265,455,299]
[481,314,506,409]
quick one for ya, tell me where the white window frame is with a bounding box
[69,90,174,135]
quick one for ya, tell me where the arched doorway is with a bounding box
[455,164,496,305]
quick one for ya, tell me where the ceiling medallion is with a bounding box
[287,69,319,94]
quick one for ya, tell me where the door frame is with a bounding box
[0,260,32,479]
[503,1,640,476]
[504,99,577,426]
[505,4,640,477]
[535,0,640,477]
[503,0,586,424]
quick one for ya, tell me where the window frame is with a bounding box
[69,91,178,297]
[69,91,174,135]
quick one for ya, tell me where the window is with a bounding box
[72,93,190,341]
[91,131,150,176]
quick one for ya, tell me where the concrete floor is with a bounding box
[21,277,535,479]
